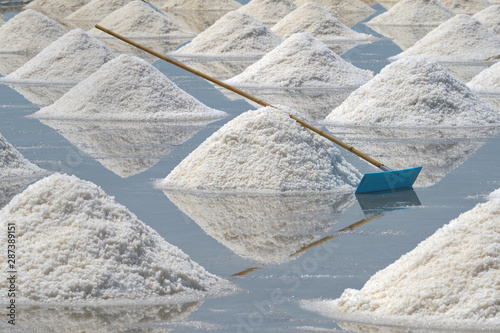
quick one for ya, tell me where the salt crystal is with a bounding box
[65,0,131,21]
[0,173,221,302]
[225,33,373,89]
[0,132,46,180]
[31,54,228,121]
[157,106,362,192]
[305,188,500,329]
[473,5,500,35]
[367,0,455,26]
[294,0,375,26]
[171,11,282,58]
[4,29,115,83]
[89,0,193,39]
[390,14,500,62]
[0,9,66,53]
[467,61,500,93]
[324,56,500,127]
[160,0,241,11]
[237,0,297,25]
[439,0,492,14]
[271,2,375,41]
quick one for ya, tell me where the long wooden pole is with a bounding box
[95,25,390,171]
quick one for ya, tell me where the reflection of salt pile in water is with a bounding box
[65,0,131,21]
[157,106,362,192]
[0,173,222,302]
[324,56,500,127]
[0,9,65,53]
[160,0,241,10]
[31,54,228,121]
[390,14,500,62]
[89,0,193,39]
[271,2,375,42]
[39,120,210,178]
[166,191,355,264]
[467,61,500,93]
[237,0,297,26]
[303,188,500,330]
[294,0,376,26]
[7,84,73,106]
[439,0,491,14]
[171,11,282,58]
[368,24,435,50]
[182,59,254,80]
[4,29,115,83]
[473,5,500,35]
[225,33,373,89]
[162,9,230,34]
[367,0,455,25]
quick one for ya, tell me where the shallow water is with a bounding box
[1,3,500,332]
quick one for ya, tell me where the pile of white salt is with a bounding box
[390,14,500,62]
[4,29,115,83]
[473,5,500,35]
[324,56,500,127]
[0,173,222,302]
[171,11,282,58]
[271,2,375,41]
[160,0,241,11]
[65,0,131,21]
[89,0,193,39]
[0,9,65,53]
[0,132,46,180]
[439,0,492,14]
[367,0,455,26]
[32,54,228,121]
[294,0,375,24]
[157,106,362,192]
[467,61,500,93]
[225,33,373,89]
[304,188,500,330]
[237,0,297,25]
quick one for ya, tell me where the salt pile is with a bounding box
[304,188,500,329]
[367,0,455,26]
[473,5,500,35]
[0,132,46,180]
[0,173,221,302]
[225,33,373,88]
[172,11,282,58]
[160,0,242,11]
[390,14,500,62]
[157,106,362,192]
[4,29,115,83]
[26,0,90,9]
[89,0,193,39]
[467,61,500,93]
[31,54,228,121]
[324,56,500,127]
[65,0,131,21]
[0,9,65,53]
[439,0,492,14]
[294,0,375,23]
[271,2,375,41]
[237,0,297,25]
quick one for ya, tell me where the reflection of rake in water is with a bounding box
[95,25,422,194]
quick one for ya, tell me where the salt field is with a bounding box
[0,1,500,332]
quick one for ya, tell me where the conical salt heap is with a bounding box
[0,132,46,180]
[439,0,492,14]
[65,0,131,21]
[304,188,500,330]
[158,106,362,192]
[294,0,375,25]
[467,61,500,93]
[324,56,500,127]
[89,0,193,39]
[160,0,242,11]
[473,4,500,35]
[367,0,455,26]
[0,173,222,302]
[32,54,228,121]
[5,29,115,83]
[271,2,375,41]
[172,11,282,57]
[237,0,297,25]
[225,33,373,88]
[390,14,500,62]
[0,9,65,53]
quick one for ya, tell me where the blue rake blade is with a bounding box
[355,166,422,194]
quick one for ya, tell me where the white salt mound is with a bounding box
[32,54,228,121]
[294,0,375,17]
[237,0,297,24]
[225,33,373,88]
[89,0,193,39]
[158,106,362,192]
[473,5,500,35]
[316,188,500,329]
[0,133,45,180]
[5,29,115,83]
[172,11,282,57]
[161,0,242,11]
[439,0,492,14]
[0,173,220,302]
[0,9,65,53]
[367,0,455,26]
[467,61,500,93]
[271,2,375,41]
[391,14,500,62]
[324,56,500,127]
[65,0,131,21]
[26,0,90,8]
